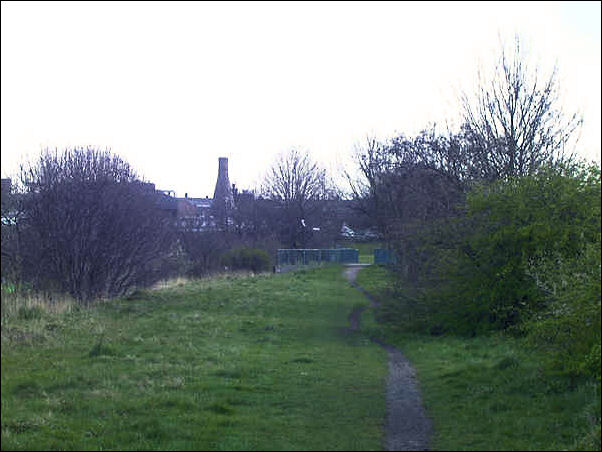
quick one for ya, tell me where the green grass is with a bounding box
[346,242,382,265]
[357,265,601,451]
[6,264,598,450]
[1,267,387,450]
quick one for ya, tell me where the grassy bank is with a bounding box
[356,265,601,451]
[1,267,387,450]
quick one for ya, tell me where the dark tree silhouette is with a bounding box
[349,130,472,233]
[17,147,176,302]
[348,130,471,281]
[262,149,335,247]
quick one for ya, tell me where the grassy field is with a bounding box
[1,267,387,450]
[4,264,599,450]
[356,265,601,451]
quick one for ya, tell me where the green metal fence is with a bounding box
[373,248,398,265]
[277,248,359,266]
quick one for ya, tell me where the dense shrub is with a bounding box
[178,231,231,277]
[526,239,601,379]
[387,163,600,346]
[14,148,176,302]
[221,247,272,273]
[462,164,600,334]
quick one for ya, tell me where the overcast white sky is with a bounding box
[1,1,600,197]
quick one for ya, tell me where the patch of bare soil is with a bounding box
[343,265,432,451]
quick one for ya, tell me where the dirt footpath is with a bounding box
[343,265,432,451]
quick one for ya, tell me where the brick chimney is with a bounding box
[212,157,234,210]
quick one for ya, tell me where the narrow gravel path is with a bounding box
[343,265,432,451]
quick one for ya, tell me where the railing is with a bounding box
[277,248,359,266]
[373,248,397,265]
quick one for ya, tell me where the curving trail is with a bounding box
[343,265,432,451]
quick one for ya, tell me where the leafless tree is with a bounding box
[17,147,176,302]
[347,36,583,284]
[263,149,332,206]
[262,149,336,247]
[461,36,582,179]
[348,129,476,282]
[348,130,471,235]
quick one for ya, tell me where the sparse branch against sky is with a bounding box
[1,1,600,197]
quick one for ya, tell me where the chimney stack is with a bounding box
[212,157,234,214]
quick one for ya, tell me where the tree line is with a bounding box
[350,38,599,387]
[1,145,352,302]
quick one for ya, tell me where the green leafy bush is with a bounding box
[526,240,601,379]
[391,163,600,346]
[434,164,601,335]
[221,247,272,273]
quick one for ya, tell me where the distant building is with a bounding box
[156,157,375,238]
[161,157,236,231]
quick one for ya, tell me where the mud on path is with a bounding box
[343,265,432,451]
